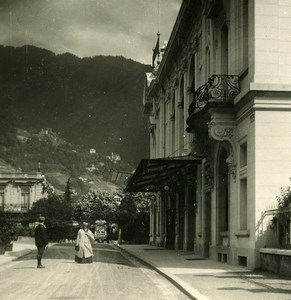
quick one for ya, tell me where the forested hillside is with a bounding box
[0,45,151,165]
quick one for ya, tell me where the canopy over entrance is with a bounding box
[124,156,202,193]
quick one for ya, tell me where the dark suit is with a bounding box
[35,223,48,247]
[35,223,48,267]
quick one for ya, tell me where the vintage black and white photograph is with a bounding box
[0,0,291,299]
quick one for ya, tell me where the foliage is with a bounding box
[29,193,74,241]
[64,178,73,203]
[115,193,150,244]
[73,191,118,224]
[116,194,137,242]
[0,217,18,244]
[41,175,55,196]
[270,186,291,248]
[16,225,34,237]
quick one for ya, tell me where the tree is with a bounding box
[271,186,291,248]
[116,194,137,242]
[64,178,72,203]
[63,178,73,221]
[73,191,118,224]
[29,193,75,241]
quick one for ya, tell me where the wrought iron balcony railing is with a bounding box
[188,75,239,116]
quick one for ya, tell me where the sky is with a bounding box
[0,0,182,64]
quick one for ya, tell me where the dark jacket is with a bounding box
[35,223,48,248]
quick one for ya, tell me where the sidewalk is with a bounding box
[0,237,35,268]
[1,240,291,299]
[118,244,291,300]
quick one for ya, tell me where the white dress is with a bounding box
[75,228,94,263]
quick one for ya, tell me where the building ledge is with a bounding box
[235,230,250,237]
[260,248,291,256]
[220,231,228,237]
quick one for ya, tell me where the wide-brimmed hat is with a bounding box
[83,222,89,226]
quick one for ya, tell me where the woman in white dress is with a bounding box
[75,222,95,264]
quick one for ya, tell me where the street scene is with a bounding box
[1,0,291,299]
[0,242,188,300]
[1,239,291,300]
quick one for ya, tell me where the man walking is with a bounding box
[35,216,48,269]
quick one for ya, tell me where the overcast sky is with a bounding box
[0,0,182,64]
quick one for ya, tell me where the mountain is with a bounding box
[0,45,151,165]
[0,127,130,195]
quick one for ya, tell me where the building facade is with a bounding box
[0,172,44,213]
[125,0,291,269]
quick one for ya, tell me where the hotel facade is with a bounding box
[126,0,291,269]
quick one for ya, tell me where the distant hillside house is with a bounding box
[0,172,44,213]
[90,148,96,154]
[107,152,121,163]
[40,128,54,135]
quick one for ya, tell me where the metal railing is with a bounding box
[188,75,240,116]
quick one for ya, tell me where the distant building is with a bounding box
[40,128,54,135]
[106,152,121,163]
[86,164,97,172]
[0,172,44,213]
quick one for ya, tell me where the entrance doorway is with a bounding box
[204,192,211,257]
[217,147,229,245]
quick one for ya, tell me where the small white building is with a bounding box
[90,148,96,154]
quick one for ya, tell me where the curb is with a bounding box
[11,249,34,261]
[117,245,198,300]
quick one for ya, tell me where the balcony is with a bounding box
[188,75,239,116]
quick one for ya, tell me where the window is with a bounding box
[221,23,228,74]
[240,142,247,167]
[240,178,247,230]
[21,186,30,211]
[239,140,248,231]
[0,188,4,211]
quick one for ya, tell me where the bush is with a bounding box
[16,225,34,237]
[0,218,18,244]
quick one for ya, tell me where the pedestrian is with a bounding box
[35,216,48,269]
[75,222,95,264]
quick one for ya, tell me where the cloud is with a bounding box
[0,0,182,64]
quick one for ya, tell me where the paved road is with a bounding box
[0,243,189,300]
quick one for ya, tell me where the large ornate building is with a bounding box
[125,0,291,269]
[0,171,44,213]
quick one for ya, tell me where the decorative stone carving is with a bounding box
[226,151,237,182]
[250,113,255,123]
[208,122,233,140]
[148,124,156,134]
[187,36,199,54]
[204,162,214,191]
[177,101,184,109]
[186,86,194,96]
[208,119,237,182]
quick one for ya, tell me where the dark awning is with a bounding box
[124,156,202,193]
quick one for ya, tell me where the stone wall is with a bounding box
[260,248,291,276]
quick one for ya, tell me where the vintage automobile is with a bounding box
[94,220,107,243]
